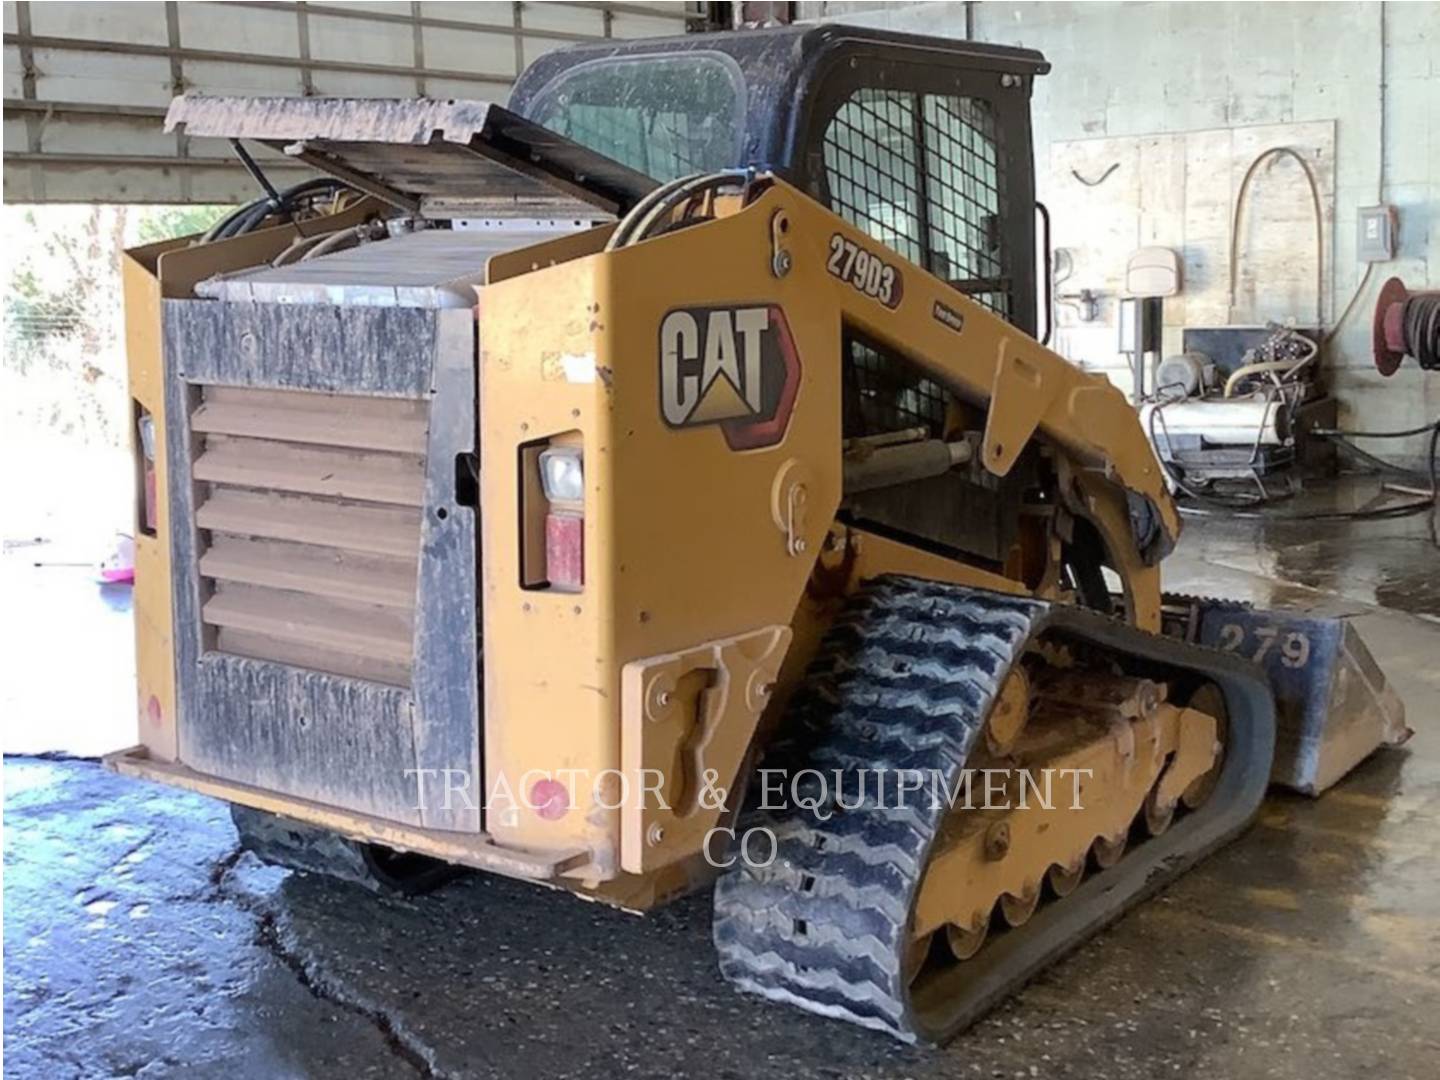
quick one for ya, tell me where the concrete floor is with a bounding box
[5,483,1439,1079]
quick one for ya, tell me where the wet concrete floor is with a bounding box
[5,487,1439,1079]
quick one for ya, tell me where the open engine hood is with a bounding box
[165,95,659,219]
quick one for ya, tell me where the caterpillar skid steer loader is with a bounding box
[109,25,1408,1043]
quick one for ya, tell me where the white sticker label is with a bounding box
[561,352,597,384]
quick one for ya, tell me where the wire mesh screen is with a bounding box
[822,92,926,265]
[822,88,1009,320]
[922,95,1005,303]
[843,336,950,439]
[825,87,1011,439]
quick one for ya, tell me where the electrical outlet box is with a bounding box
[1357,204,1398,262]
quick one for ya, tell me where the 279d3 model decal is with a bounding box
[826,233,904,309]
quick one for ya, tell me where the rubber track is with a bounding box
[231,806,458,896]
[713,575,1275,1043]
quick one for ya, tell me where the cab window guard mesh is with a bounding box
[842,333,950,440]
[822,88,1010,320]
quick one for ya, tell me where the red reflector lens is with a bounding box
[545,511,584,590]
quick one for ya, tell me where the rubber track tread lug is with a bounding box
[712,574,1276,1043]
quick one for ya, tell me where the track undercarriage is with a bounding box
[714,576,1274,1043]
[230,805,462,896]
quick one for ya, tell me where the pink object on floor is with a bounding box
[98,533,135,586]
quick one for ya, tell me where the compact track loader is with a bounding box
[110,25,1408,1043]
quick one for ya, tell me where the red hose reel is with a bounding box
[1373,276,1440,375]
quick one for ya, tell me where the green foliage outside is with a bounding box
[134,205,231,245]
[2,203,235,446]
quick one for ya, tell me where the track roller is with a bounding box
[945,918,989,960]
[1000,887,1041,927]
[1046,861,1084,898]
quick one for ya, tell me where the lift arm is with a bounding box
[753,175,1180,563]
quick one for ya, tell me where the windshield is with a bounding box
[524,52,746,183]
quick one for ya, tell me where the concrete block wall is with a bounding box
[799,1,1439,465]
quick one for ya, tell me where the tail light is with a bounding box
[136,405,158,535]
[538,445,583,591]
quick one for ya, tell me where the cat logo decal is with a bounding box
[658,304,801,451]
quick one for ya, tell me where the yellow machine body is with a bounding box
[106,41,1407,1037]
[112,176,1181,907]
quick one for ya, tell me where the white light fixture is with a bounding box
[539,445,584,505]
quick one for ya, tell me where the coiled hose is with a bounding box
[1401,292,1440,370]
[605,170,753,251]
[199,178,352,244]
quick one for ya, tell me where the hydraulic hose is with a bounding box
[1226,147,1325,327]
[1222,335,1318,397]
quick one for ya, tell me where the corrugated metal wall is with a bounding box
[2,0,703,203]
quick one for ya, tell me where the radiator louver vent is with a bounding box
[189,386,426,687]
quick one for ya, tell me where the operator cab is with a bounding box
[511,24,1048,337]
[514,26,1053,571]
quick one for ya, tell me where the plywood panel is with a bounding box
[1048,120,1335,384]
